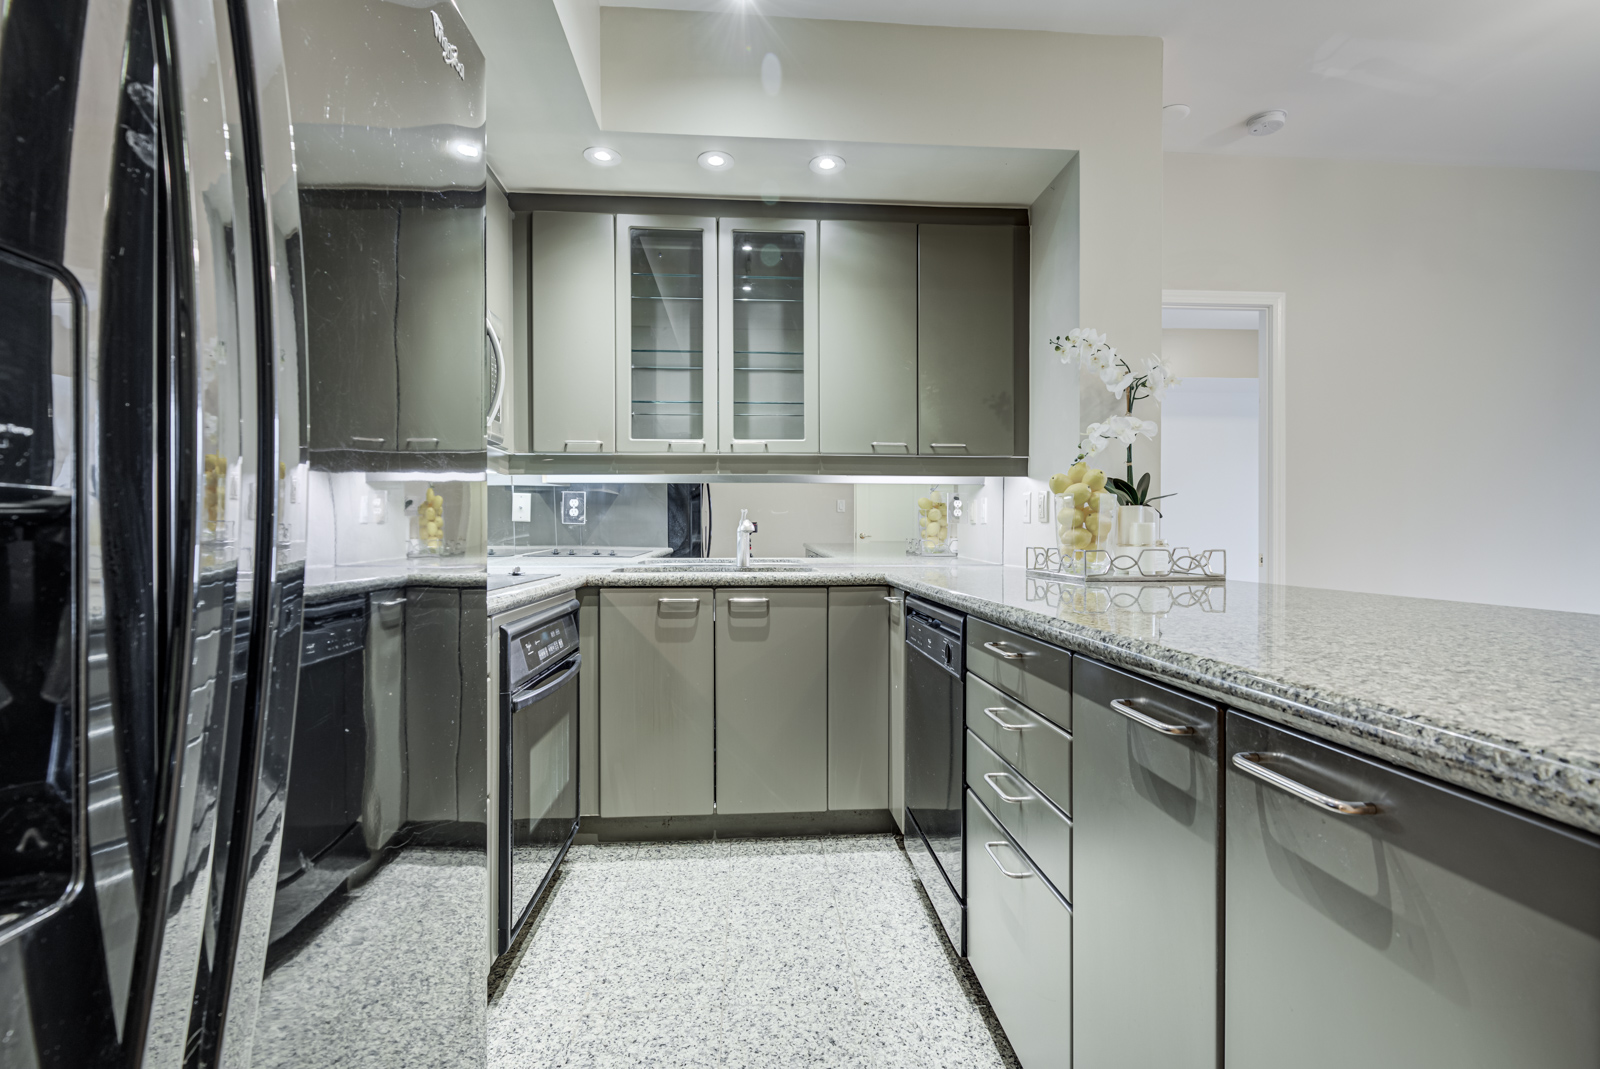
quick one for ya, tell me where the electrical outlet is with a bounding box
[512,492,532,522]
[561,491,587,525]
[371,490,386,524]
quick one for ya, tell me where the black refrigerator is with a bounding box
[0,0,310,1066]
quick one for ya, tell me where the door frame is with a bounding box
[1160,289,1287,585]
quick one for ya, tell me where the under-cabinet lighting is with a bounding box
[698,150,735,171]
[584,146,622,167]
[449,139,481,159]
[809,154,844,174]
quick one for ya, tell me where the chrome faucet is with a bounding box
[735,509,757,569]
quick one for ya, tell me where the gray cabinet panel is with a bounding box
[578,589,600,817]
[598,588,715,817]
[966,617,1072,732]
[966,672,1072,816]
[917,224,1017,457]
[395,202,486,451]
[303,203,400,450]
[716,587,828,814]
[457,587,488,826]
[967,732,1072,900]
[404,587,462,822]
[888,589,907,831]
[828,586,889,810]
[531,211,615,453]
[1226,710,1600,1069]
[819,220,917,454]
[966,791,1071,1069]
[1073,656,1219,1069]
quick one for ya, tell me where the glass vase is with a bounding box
[1055,488,1116,576]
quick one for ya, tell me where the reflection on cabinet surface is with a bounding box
[1225,710,1600,1069]
[715,587,828,814]
[819,220,917,455]
[918,223,1020,457]
[616,215,718,453]
[531,210,614,453]
[719,218,819,452]
[395,201,487,452]
[597,588,715,816]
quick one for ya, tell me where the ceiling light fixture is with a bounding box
[1162,104,1191,124]
[809,154,845,175]
[698,150,734,171]
[1245,110,1287,136]
[449,139,482,159]
[583,146,622,167]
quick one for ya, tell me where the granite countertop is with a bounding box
[305,562,488,603]
[477,560,1600,837]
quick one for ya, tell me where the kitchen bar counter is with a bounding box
[479,561,1600,838]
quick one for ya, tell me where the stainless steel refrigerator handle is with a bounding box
[982,640,1027,660]
[982,706,1032,732]
[1232,752,1380,815]
[983,772,1036,804]
[485,315,506,427]
[512,654,583,710]
[1110,698,1197,736]
[984,841,1033,879]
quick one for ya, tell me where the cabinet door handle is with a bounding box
[983,841,1032,879]
[1232,752,1379,816]
[982,640,1027,661]
[983,771,1036,804]
[563,440,604,451]
[372,598,406,608]
[728,596,769,606]
[350,436,386,446]
[405,437,439,448]
[657,597,700,608]
[1110,698,1196,736]
[982,706,1032,732]
[928,442,968,450]
[870,442,909,450]
[883,596,904,605]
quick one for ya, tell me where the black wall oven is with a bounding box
[903,596,966,953]
[498,598,581,955]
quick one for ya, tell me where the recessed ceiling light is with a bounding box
[1245,110,1287,136]
[583,146,622,166]
[809,154,845,175]
[698,150,734,171]
[1162,104,1191,124]
[741,244,753,251]
[449,139,482,159]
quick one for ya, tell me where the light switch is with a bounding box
[836,498,846,513]
[1038,491,1049,523]
[512,492,532,522]
[1022,492,1033,523]
[371,490,386,523]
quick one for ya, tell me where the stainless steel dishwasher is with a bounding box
[902,596,966,952]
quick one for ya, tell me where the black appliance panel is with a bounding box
[903,599,966,914]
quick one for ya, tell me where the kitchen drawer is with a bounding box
[966,672,1071,815]
[966,790,1071,1069]
[1072,655,1214,739]
[965,617,1071,731]
[967,731,1071,901]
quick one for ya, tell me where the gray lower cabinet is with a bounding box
[887,588,907,831]
[1226,710,1600,1069]
[1074,656,1220,1069]
[597,588,715,817]
[819,220,917,454]
[716,588,828,814]
[827,586,889,810]
[578,589,600,817]
[917,223,1019,457]
[966,791,1071,1069]
[531,210,615,453]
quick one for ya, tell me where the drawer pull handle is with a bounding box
[563,440,605,451]
[350,436,386,446]
[983,841,1032,879]
[929,442,969,450]
[870,441,909,450]
[657,597,700,607]
[982,706,1032,732]
[982,640,1027,661]
[983,772,1036,804]
[1110,698,1196,736]
[728,597,769,606]
[1232,752,1379,815]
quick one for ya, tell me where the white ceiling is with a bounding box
[608,0,1600,172]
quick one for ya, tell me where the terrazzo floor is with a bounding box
[488,835,1018,1068]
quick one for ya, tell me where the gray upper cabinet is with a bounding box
[395,200,487,452]
[598,588,715,817]
[918,223,1019,457]
[719,218,819,453]
[716,587,828,814]
[1225,710,1600,1069]
[304,203,401,450]
[531,210,615,453]
[827,587,889,811]
[819,220,917,455]
[1073,657,1219,1069]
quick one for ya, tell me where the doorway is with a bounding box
[1159,291,1286,583]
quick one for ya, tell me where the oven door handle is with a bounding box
[512,654,583,710]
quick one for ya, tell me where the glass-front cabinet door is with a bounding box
[616,215,719,452]
[718,218,819,452]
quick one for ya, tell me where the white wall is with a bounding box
[1161,378,1260,576]
[1165,153,1600,613]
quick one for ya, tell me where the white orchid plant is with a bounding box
[1047,327,1181,510]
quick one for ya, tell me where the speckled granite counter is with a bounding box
[479,561,1600,838]
[305,562,487,603]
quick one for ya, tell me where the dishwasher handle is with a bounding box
[512,654,582,711]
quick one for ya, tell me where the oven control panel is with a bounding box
[504,605,580,691]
